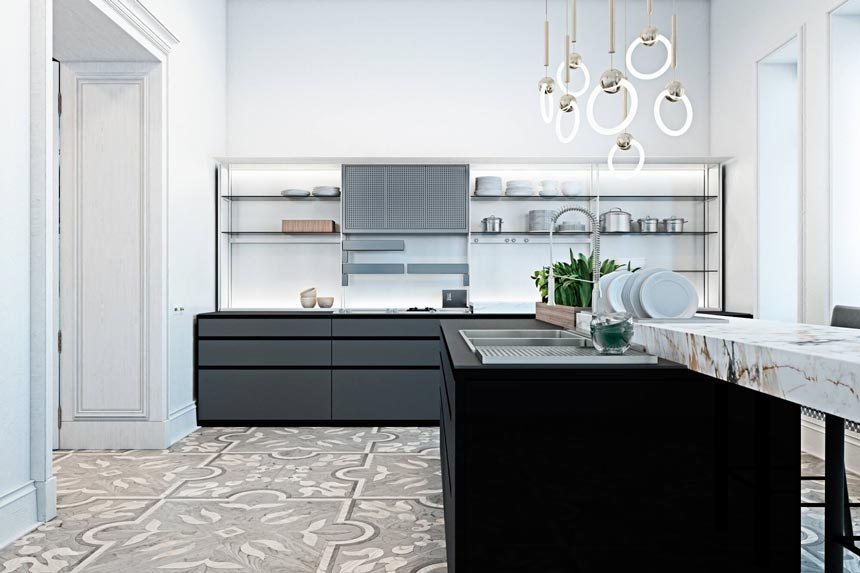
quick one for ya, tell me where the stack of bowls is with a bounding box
[528,209,554,232]
[475,176,503,196]
[300,288,317,308]
[506,180,534,197]
[312,186,340,197]
[562,181,585,196]
[539,180,559,197]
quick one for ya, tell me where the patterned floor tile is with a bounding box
[0,498,155,572]
[342,454,443,499]
[167,426,249,453]
[221,427,390,454]
[172,453,365,499]
[83,494,369,573]
[56,452,219,507]
[373,427,441,456]
[328,499,447,573]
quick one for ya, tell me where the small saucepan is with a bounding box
[663,216,688,233]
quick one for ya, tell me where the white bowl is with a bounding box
[300,296,317,309]
[282,189,311,197]
[540,179,558,188]
[317,296,334,308]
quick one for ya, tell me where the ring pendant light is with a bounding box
[654,0,693,136]
[556,0,581,142]
[625,0,672,81]
[555,0,590,99]
[609,0,644,178]
[538,0,556,124]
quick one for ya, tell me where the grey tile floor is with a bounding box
[0,427,446,572]
[0,428,853,572]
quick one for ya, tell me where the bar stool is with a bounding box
[820,305,860,572]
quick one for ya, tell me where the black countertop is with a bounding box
[440,318,684,370]
[198,310,534,319]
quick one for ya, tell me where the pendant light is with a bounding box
[555,0,591,99]
[587,0,638,136]
[555,0,581,143]
[609,0,644,178]
[538,0,556,124]
[625,0,672,81]
[654,0,693,136]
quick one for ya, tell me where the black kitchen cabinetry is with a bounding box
[195,312,520,424]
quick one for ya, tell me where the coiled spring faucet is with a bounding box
[547,205,601,311]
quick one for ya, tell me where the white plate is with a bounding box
[282,189,310,197]
[507,179,532,187]
[639,271,699,319]
[474,188,503,196]
[607,272,632,312]
[539,190,560,197]
[597,270,624,313]
[621,267,670,318]
[312,188,341,197]
[506,189,535,196]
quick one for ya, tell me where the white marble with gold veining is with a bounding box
[577,314,860,422]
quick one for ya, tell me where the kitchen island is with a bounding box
[439,318,799,572]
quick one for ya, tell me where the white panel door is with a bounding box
[59,62,163,436]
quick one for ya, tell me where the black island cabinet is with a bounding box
[439,318,799,573]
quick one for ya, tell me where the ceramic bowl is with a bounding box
[317,296,334,308]
[300,287,317,297]
[300,296,317,308]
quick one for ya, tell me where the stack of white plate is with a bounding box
[312,186,340,197]
[539,179,560,197]
[601,268,698,319]
[474,176,503,196]
[557,221,587,233]
[281,189,311,197]
[506,180,534,197]
[562,181,585,196]
[528,209,554,232]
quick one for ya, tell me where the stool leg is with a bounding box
[826,415,846,573]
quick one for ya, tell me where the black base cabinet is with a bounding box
[195,313,521,424]
[439,319,799,573]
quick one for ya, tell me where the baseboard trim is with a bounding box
[60,419,170,450]
[35,476,57,522]
[166,402,198,448]
[0,481,38,550]
[802,415,860,474]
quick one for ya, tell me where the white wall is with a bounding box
[711,0,842,323]
[227,0,711,158]
[141,0,227,437]
[830,9,860,309]
[0,0,37,547]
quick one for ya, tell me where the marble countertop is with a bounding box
[579,313,860,422]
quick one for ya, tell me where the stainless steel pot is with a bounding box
[600,208,632,233]
[663,216,687,233]
[637,216,659,233]
[481,215,503,233]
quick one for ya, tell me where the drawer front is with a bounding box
[198,370,331,420]
[332,340,440,367]
[198,318,331,338]
[332,318,440,338]
[198,340,331,367]
[332,370,440,420]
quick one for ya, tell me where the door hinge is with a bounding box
[58,92,62,116]
[58,330,62,353]
[58,405,62,430]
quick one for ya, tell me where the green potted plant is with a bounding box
[531,249,631,327]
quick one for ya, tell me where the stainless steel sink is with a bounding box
[459,329,658,365]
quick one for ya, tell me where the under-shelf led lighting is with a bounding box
[625,35,672,80]
[653,90,693,136]
[586,78,638,136]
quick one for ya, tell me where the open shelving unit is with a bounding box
[216,157,727,311]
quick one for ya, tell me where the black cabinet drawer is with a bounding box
[198,370,331,420]
[198,340,331,367]
[332,340,440,367]
[332,370,440,420]
[332,318,440,338]
[198,318,331,338]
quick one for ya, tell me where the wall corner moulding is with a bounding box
[98,0,179,57]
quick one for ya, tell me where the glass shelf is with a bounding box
[221,195,341,201]
[221,231,340,236]
[470,195,719,201]
[470,231,718,236]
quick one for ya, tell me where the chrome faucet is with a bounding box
[547,206,602,312]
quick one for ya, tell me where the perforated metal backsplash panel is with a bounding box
[343,165,468,233]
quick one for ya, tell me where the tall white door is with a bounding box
[59,62,166,448]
